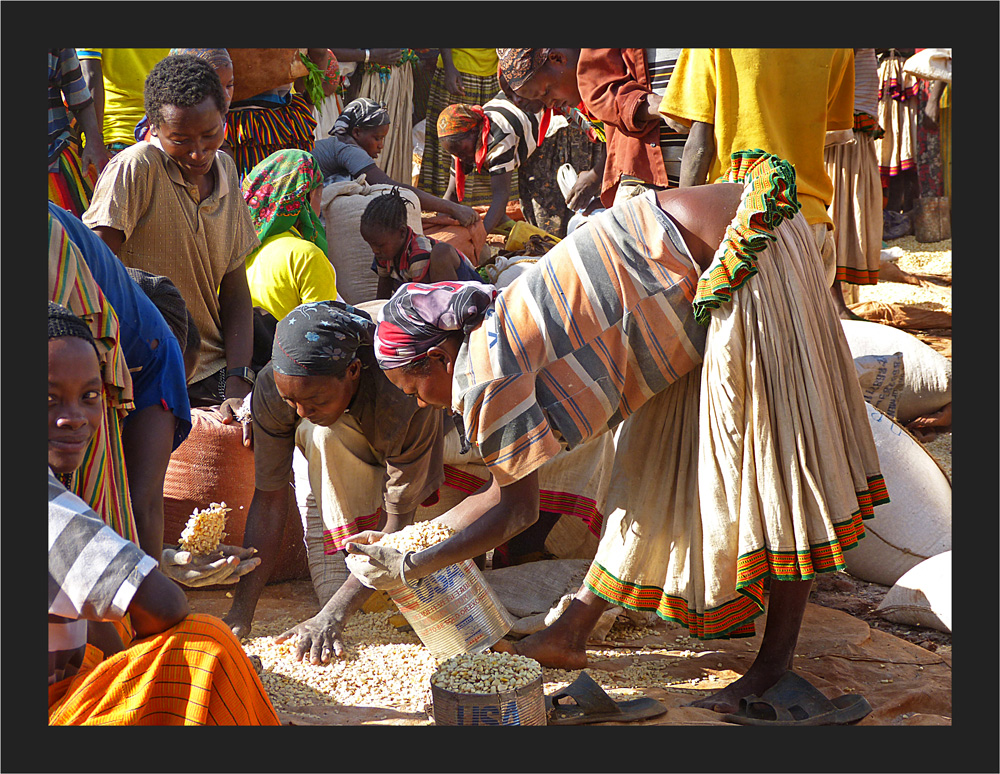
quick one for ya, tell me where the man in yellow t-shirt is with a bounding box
[77,48,171,152]
[659,48,855,286]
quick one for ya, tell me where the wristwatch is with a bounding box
[225,366,255,388]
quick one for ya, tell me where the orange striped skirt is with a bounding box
[49,614,280,725]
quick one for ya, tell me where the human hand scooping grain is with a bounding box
[345,530,413,590]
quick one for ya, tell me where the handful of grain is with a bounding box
[234,401,252,424]
[376,521,456,553]
[178,502,231,555]
[431,651,541,694]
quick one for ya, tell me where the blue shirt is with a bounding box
[48,203,192,449]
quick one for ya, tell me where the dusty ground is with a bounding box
[188,232,952,728]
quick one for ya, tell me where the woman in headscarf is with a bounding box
[223,296,615,661]
[48,302,280,727]
[349,150,889,723]
[222,300,447,662]
[419,48,509,208]
[312,97,478,226]
[436,68,605,238]
[241,149,338,367]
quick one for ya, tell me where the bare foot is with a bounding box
[492,629,589,671]
[687,667,788,714]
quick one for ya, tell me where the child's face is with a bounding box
[353,124,390,160]
[48,337,104,475]
[361,222,407,264]
[151,96,225,183]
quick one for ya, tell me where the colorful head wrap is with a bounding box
[496,48,551,91]
[48,301,99,356]
[374,281,498,371]
[331,97,391,138]
[272,300,376,377]
[436,104,491,202]
[168,48,232,70]
[242,149,328,254]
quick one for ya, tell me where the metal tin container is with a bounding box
[385,559,514,660]
[430,673,547,726]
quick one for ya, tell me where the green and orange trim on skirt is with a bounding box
[693,150,802,325]
[585,473,890,640]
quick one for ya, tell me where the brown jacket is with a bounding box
[577,48,670,208]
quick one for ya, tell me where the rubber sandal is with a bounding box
[545,670,668,726]
[722,671,872,726]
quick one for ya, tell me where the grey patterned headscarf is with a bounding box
[331,97,391,137]
[272,300,376,377]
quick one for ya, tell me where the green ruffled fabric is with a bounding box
[692,150,802,325]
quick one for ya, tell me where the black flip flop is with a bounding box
[723,671,872,727]
[544,671,668,726]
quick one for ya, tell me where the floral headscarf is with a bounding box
[272,300,376,377]
[242,149,328,254]
[374,281,498,370]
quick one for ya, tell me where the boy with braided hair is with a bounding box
[360,187,482,299]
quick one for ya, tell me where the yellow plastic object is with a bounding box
[504,221,561,252]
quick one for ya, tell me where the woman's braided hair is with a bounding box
[360,187,413,235]
[48,301,99,356]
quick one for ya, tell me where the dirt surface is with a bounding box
[808,571,951,655]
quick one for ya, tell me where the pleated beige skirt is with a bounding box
[825,133,884,284]
[586,211,888,639]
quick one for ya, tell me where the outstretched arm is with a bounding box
[274,507,415,664]
[482,171,513,234]
[361,163,478,227]
[223,486,290,639]
[347,471,540,589]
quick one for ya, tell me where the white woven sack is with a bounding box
[853,352,906,419]
[319,176,424,305]
[841,320,951,423]
[842,404,951,587]
[902,48,951,83]
[877,550,951,633]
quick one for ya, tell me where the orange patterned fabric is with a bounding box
[48,614,280,726]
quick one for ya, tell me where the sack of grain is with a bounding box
[421,214,489,267]
[163,407,308,582]
[876,550,951,633]
[842,404,951,587]
[228,48,309,103]
[319,177,424,304]
[853,352,906,419]
[841,319,951,423]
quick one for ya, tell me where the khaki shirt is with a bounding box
[84,143,260,383]
[252,361,445,516]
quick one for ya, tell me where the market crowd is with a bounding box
[47,46,950,725]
